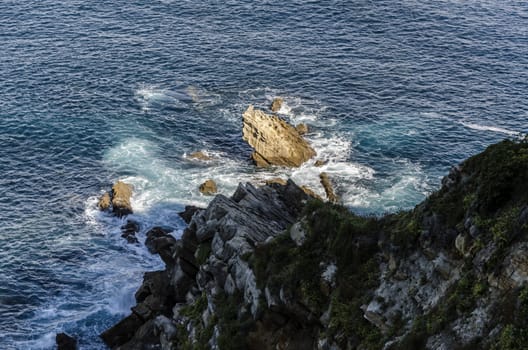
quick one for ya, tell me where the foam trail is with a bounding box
[461,122,520,136]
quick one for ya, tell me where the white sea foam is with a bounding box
[135,85,189,111]
[135,84,221,112]
[461,122,520,136]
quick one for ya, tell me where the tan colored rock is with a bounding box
[112,181,133,217]
[300,186,323,201]
[270,97,283,112]
[295,123,308,135]
[188,151,212,161]
[98,192,111,211]
[264,178,288,186]
[314,159,328,167]
[242,105,316,167]
[199,179,217,195]
[319,172,339,203]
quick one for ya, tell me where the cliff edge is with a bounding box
[102,137,528,350]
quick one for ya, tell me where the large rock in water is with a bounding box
[242,105,316,167]
[111,181,133,217]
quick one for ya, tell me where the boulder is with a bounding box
[270,97,283,112]
[199,179,218,195]
[319,172,339,203]
[112,181,133,217]
[121,220,140,244]
[145,227,177,265]
[98,192,111,211]
[295,123,308,135]
[178,205,204,224]
[56,333,77,350]
[188,151,212,161]
[314,159,328,167]
[242,105,316,167]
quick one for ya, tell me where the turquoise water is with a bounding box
[0,1,527,348]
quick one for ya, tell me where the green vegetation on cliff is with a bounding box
[157,137,528,350]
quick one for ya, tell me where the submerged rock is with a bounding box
[295,123,309,135]
[121,220,140,244]
[270,97,283,112]
[188,151,212,161]
[242,105,316,167]
[314,159,328,167]
[199,179,217,195]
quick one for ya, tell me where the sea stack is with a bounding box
[242,105,316,167]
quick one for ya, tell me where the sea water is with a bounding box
[0,1,526,348]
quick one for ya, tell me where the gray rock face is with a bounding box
[102,179,310,349]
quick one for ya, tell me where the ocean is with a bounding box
[0,1,526,348]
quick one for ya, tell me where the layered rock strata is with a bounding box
[242,105,316,167]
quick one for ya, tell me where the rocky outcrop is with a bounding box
[111,181,133,217]
[199,179,217,195]
[242,105,316,167]
[101,179,311,349]
[178,205,204,224]
[319,172,339,203]
[270,97,283,112]
[56,333,77,350]
[98,181,133,217]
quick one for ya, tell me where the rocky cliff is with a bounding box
[101,137,528,350]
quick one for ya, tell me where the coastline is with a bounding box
[96,120,528,349]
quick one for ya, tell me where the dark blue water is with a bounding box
[1,1,526,348]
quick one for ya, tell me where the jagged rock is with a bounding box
[111,181,133,217]
[199,179,217,195]
[121,220,140,244]
[145,227,177,265]
[296,123,309,135]
[319,172,339,203]
[242,105,316,167]
[270,97,283,112]
[178,205,204,224]
[56,333,77,350]
[188,151,212,161]
[300,185,323,200]
[98,192,111,211]
[100,313,144,348]
[314,159,328,167]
